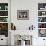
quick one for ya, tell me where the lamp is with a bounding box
[19,35,32,46]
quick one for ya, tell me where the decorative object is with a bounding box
[17,10,29,20]
[0,17,8,22]
[42,12,45,15]
[29,25,35,30]
[0,6,1,10]
[0,23,8,37]
[0,11,8,16]
[15,35,32,46]
[39,29,46,37]
[38,3,46,10]
[0,3,8,10]
[38,23,46,28]
[11,23,16,30]
[5,6,8,10]
[38,11,46,16]
[38,17,46,22]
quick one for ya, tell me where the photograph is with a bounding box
[17,10,29,20]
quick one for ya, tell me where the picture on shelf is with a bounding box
[17,10,29,20]
[0,17,8,22]
[38,3,46,10]
[38,29,46,37]
[0,23,8,30]
[0,3,8,10]
[5,6,8,10]
[0,11,8,16]
[38,23,46,28]
[38,17,46,22]
[0,23,8,37]
[38,11,46,16]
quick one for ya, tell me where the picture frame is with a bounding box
[38,29,46,37]
[17,10,29,20]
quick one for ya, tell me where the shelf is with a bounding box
[38,10,46,11]
[0,16,8,17]
[0,3,8,37]
[38,28,46,29]
[0,22,8,23]
[38,3,46,37]
[0,10,8,11]
[38,15,46,17]
[38,22,46,23]
[0,11,8,16]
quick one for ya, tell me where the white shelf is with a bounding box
[38,10,46,11]
[38,22,46,23]
[0,10,8,11]
[0,16,8,17]
[38,28,46,29]
[0,22,8,23]
[38,16,46,17]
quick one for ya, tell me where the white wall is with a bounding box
[11,0,46,46]
[11,0,38,30]
[11,0,46,30]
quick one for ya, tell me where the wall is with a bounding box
[11,0,46,30]
[11,0,46,46]
[11,0,38,30]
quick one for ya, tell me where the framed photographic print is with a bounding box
[17,10,29,20]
